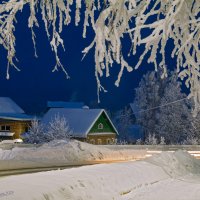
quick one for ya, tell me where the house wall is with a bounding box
[87,134,116,145]
[0,120,30,139]
[87,112,117,145]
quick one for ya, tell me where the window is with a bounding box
[98,123,104,130]
[90,139,95,145]
[1,125,11,132]
[107,138,111,144]
[97,139,102,145]
[112,138,116,144]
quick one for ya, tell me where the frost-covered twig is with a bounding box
[1,0,200,114]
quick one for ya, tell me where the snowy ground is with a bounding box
[1,140,200,174]
[0,150,200,200]
[0,141,200,199]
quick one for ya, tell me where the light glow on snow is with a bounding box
[1,150,200,200]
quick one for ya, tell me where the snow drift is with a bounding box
[147,150,200,178]
[0,150,200,200]
[0,140,146,170]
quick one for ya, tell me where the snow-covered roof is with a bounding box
[0,97,24,114]
[47,101,85,109]
[41,108,117,138]
[0,113,35,121]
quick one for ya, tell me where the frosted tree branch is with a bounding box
[1,0,200,113]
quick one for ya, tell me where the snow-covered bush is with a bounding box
[160,137,166,145]
[117,140,128,145]
[23,115,72,144]
[136,138,142,145]
[1,1,200,111]
[145,134,158,145]
[47,114,72,140]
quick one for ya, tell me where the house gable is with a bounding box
[88,112,117,135]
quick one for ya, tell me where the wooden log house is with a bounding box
[42,108,118,145]
[0,97,33,140]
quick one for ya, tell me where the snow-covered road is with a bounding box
[0,151,200,200]
[0,150,200,200]
[0,160,132,177]
[1,141,200,199]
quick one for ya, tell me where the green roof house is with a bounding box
[41,108,118,145]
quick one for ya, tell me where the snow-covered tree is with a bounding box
[23,118,45,144]
[145,133,158,145]
[182,136,199,145]
[186,112,200,144]
[1,1,200,111]
[134,71,200,144]
[160,136,166,145]
[155,74,193,144]
[47,114,72,140]
[135,138,142,145]
[132,71,166,139]
[23,115,72,144]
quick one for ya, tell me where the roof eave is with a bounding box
[102,110,119,135]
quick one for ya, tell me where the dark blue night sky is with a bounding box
[0,6,166,114]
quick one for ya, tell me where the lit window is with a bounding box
[97,139,102,145]
[112,138,116,144]
[98,123,103,129]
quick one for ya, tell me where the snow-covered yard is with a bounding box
[0,150,200,200]
[0,141,200,199]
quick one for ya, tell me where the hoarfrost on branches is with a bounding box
[23,118,45,144]
[47,114,72,140]
[155,74,193,144]
[145,133,158,145]
[160,136,166,145]
[133,71,200,144]
[1,0,200,111]
[182,136,199,145]
[23,115,72,144]
[132,71,165,139]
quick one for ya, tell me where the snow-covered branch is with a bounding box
[1,0,200,112]
[47,114,72,140]
[23,114,72,144]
